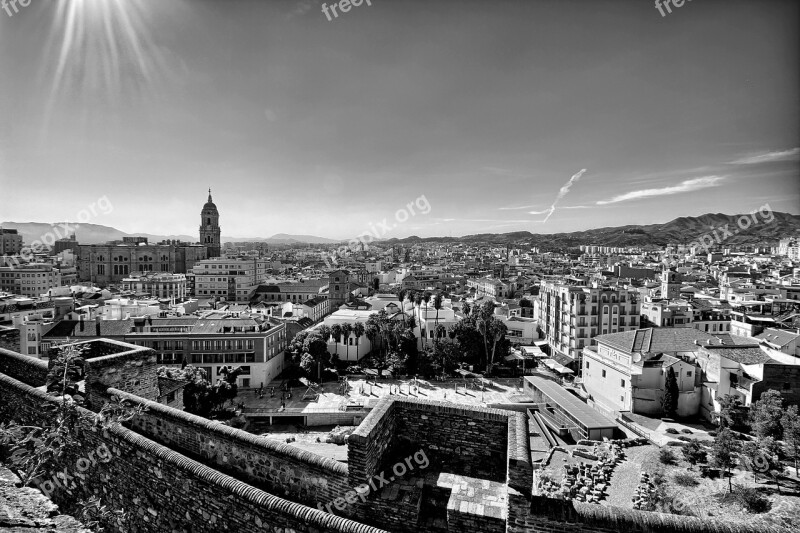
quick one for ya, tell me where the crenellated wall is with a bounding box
[0,372,384,533]
[105,387,351,509]
[0,345,782,533]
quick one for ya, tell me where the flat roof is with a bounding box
[523,376,617,430]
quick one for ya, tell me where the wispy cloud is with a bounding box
[538,169,587,222]
[596,176,725,205]
[729,148,800,165]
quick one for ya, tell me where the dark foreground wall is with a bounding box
[107,387,351,508]
[0,372,384,533]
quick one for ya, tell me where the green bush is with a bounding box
[673,472,698,486]
[729,486,771,513]
[659,448,677,465]
[665,428,679,434]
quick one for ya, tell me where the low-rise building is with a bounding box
[121,273,188,300]
[0,263,64,297]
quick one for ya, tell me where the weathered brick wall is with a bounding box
[84,345,160,408]
[757,365,800,407]
[0,372,385,533]
[0,347,48,386]
[507,410,532,495]
[347,397,397,486]
[508,496,781,533]
[103,388,351,510]
[0,329,20,354]
[393,399,509,482]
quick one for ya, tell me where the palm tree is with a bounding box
[435,324,446,344]
[397,289,407,326]
[318,325,332,347]
[353,322,365,359]
[462,302,471,316]
[365,323,379,357]
[433,293,443,346]
[413,293,423,343]
[331,324,342,360]
[477,318,490,371]
[487,321,507,376]
[422,292,432,348]
[342,323,353,361]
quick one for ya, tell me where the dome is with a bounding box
[203,189,218,211]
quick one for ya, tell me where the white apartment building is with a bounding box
[539,280,641,372]
[193,257,271,302]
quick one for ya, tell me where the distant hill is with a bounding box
[225,233,341,244]
[5,212,797,249]
[0,222,341,246]
[0,222,196,246]
[382,212,800,248]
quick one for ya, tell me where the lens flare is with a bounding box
[40,0,173,134]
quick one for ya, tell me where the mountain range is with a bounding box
[2,212,798,249]
[381,212,800,248]
[0,222,340,246]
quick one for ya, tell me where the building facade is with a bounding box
[539,280,641,372]
[76,240,206,285]
[199,189,221,258]
[0,229,23,256]
[121,273,188,300]
[0,264,63,297]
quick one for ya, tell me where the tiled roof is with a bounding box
[597,327,719,355]
[158,377,186,397]
[42,319,134,338]
[755,328,799,348]
[702,345,775,365]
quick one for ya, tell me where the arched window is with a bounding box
[207,218,211,225]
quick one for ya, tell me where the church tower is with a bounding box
[200,188,221,258]
[661,267,681,301]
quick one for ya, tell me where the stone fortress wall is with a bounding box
[0,344,784,533]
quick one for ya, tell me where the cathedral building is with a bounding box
[200,189,221,258]
[76,190,220,285]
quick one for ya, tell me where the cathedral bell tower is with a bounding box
[200,188,221,258]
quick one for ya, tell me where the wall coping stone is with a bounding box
[105,387,349,475]
[0,371,382,533]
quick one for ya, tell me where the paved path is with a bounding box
[237,377,528,413]
[603,445,657,508]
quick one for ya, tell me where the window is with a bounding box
[585,361,589,369]
[166,392,176,403]
[621,379,625,387]
[242,379,250,388]
[602,369,606,378]
[240,366,251,375]
[686,371,692,377]
[784,382,792,391]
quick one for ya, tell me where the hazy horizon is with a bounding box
[2,0,798,239]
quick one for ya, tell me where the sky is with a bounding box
[1,0,798,240]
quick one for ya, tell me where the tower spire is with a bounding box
[208,187,212,202]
